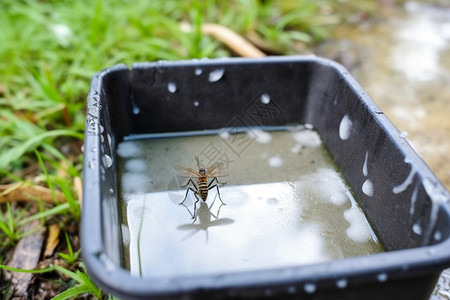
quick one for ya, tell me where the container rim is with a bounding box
[82,55,450,298]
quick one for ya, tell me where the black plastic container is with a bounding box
[82,56,450,299]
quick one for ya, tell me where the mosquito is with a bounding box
[174,156,228,218]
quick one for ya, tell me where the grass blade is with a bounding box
[0,129,84,169]
[50,285,93,300]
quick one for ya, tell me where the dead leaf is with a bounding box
[43,224,60,258]
[56,161,68,179]
[0,183,66,203]
[4,220,45,298]
[73,176,82,210]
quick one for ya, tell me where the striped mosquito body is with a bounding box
[174,156,228,218]
[197,177,209,201]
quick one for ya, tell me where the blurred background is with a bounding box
[0,0,448,299]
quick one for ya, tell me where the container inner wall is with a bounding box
[117,129,383,277]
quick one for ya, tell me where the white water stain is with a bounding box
[296,167,349,206]
[344,207,373,243]
[125,158,148,173]
[412,222,422,235]
[409,184,419,216]
[121,224,130,246]
[377,273,388,282]
[167,82,177,93]
[339,114,352,140]
[292,130,322,148]
[393,167,416,194]
[362,179,374,197]
[194,68,203,76]
[252,129,272,144]
[304,283,316,294]
[260,93,271,104]
[219,130,230,140]
[102,154,113,169]
[117,141,143,158]
[336,279,348,289]
[208,69,225,82]
[268,156,283,167]
[363,151,369,177]
[421,178,449,244]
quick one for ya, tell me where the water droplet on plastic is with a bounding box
[109,188,114,194]
[377,273,388,282]
[88,160,95,169]
[362,179,374,197]
[99,124,104,133]
[132,101,140,115]
[336,279,348,289]
[81,145,84,153]
[434,230,442,241]
[304,283,316,294]
[260,93,271,104]
[107,134,112,147]
[412,222,422,235]
[121,224,130,246]
[363,151,369,177]
[102,154,113,169]
[208,68,225,82]
[287,286,297,294]
[399,131,408,139]
[168,82,177,93]
[333,95,338,106]
[193,101,199,107]
[427,248,436,256]
[339,114,352,140]
[194,68,202,76]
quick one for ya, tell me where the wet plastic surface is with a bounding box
[82,56,450,299]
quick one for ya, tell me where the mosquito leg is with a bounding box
[181,178,197,188]
[208,184,226,205]
[179,187,196,205]
[192,193,201,219]
[209,176,226,187]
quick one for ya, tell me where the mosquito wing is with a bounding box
[174,165,201,178]
[205,162,229,177]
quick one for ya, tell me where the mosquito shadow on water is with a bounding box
[176,201,234,242]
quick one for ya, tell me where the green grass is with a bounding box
[0,263,102,299]
[0,0,339,174]
[0,0,346,298]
